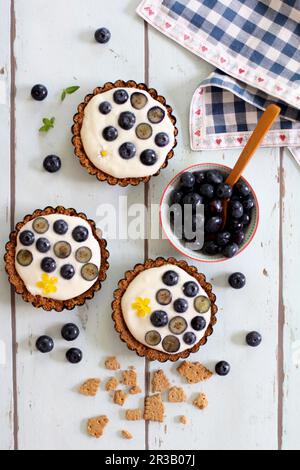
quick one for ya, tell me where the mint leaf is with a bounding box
[39,117,55,132]
[61,85,80,101]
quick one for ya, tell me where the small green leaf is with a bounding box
[39,117,55,132]
[61,85,80,101]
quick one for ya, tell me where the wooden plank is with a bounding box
[0,0,14,451]
[281,149,300,450]
[13,0,146,450]
[147,26,280,450]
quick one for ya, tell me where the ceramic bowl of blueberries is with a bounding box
[160,163,259,262]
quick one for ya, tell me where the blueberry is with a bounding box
[20,230,35,246]
[99,101,112,115]
[203,241,220,255]
[119,142,136,160]
[174,298,188,313]
[243,196,255,211]
[216,183,232,199]
[216,231,231,247]
[118,111,136,130]
[53,219,68,235]
[209,199,223,215]
[183,281,199,298]
[72,226,89,243]
[36,237,51,253]
[147,107,165,124]
[199,183,214,199]
[43,155,61,173]
[61,264,75,280]
[229,220,244,233]
[236,180,251,198]
[180,172,195,189]
[61,323,80,341]
[94,27,111,44]
[222,243,239,258]
[31,84,48,101]
[140,149,157,166]
[215,361,230,376]
[193,171,206,185]
[36,336,54,353]
[206,170,224,185]
[191,316,206,331]
[41,257,56,273]
[155,132,170,147]
[205,216,222,233]
[183,332,197,345]
[150,310,168,328]
[230,200,244,219]
[229,272,246,289]
[163,270,179,286]
[241,213,251,226]
[182,192,203,210]
[246,331,262,347]
[66,348,83,364]
[232,231,245,246]
[170,189,184,205]
[103,126,118,141]
[113,89,129,105]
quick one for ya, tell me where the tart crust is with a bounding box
[5,206,110,312]
[72,80,178,187]
[112,258,218,362]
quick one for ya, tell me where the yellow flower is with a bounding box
[100,150,108,157]
[132,297,151,318]
[36,273,58,295]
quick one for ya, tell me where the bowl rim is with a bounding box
[159,162,260,263]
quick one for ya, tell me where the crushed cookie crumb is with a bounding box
[126,409,142,421]
[87,416,109,438]
[177,361,213,384]
[121,430,133,440]
[122,369,137,387]
[105,356,120,371]
[180,416,188,425]
[105,377,119,392]
[114,390,128,407]
[168,387,186,403]
[129,385,142,395]
[79,379,101,397]
[144,394,164,423]
[152,369,170,393]
[193,393,208,410]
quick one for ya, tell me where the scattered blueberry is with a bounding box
[53,219,68,235]
[43,155,61,173]
[246,331,262,347]
[229,272,246,289]
[36,336,54,353]
[155,132,170,147]
[94,27,111,44]
[206,170,224,185]
[150,310,168,328]
[113,89,129,105]
[99,101,112,115]
[183,332,197,345]
[119,142,136,159]
[20,230,35,247]
[163,270,179,286]
[61,323,80,342]
[222,243,239,258]
[205,216,223,233]
[209,199,223,215]
[103,126,118,141]
[216,183,233,199]
[60,264,75,280]
[41,257,56,274]
[118,111,136,130]
[236,180,251,198]
[140,149,157,166]
[191,316,206,331]
[183,281,199,298]
[230,200,244,219]
[199,183,214,199]
[31,84,48,101]
[72,226,89,243]
[36,238,51,253]
[232,231,245,246]
[180,172,195,189]
[174,298,188,313]
[66,348,83,364]
[215,361,231,376]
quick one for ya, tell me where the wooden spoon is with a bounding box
[222,104,281,228]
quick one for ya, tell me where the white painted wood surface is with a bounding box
[0,0,299,450]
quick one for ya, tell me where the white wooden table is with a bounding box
[0,0,299,451]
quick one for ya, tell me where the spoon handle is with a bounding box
[225,104,281,187]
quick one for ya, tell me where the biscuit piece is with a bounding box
[122,369,137,387]
[79,379,101,397]
[87,416,109,438]
[121,430,133,440]
[193,393,208,410]
[105,357,120,371]
[129,386,142,395]
[152,369,170,393]
[105,377,119,392]
[180,416,188,425]
[144,394,164,423]
[114,390,128,407]
[177,361,213,384]
[168,387,186,403]
[126,409,142,421]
